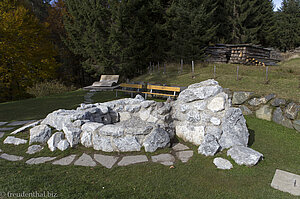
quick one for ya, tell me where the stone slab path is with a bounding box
[74,153,97,167]
[26,157,56,165]
[11,120,41,135]
[0,143,194,168]
[0,153,23,161]
[94,154,119,169]
[172,143,190,151]
[0,127,15,131]
[118,155,148,166]
[4,136,27,145]
[271,169,300,196]
[8,120,36,126]
[0,122,8,126]
[0,132,4,138]
[53,155,77,166]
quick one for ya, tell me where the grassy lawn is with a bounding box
[133,59,300,102]
[0,90,299,198]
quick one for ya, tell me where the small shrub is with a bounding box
[27,80,76,98]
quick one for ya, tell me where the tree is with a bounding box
[0,0,59,101]
[274,0,300,51]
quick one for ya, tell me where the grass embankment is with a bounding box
[133,59,300,102]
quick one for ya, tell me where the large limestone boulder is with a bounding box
[172,80,249,156]
[29,124,51,144]
[143,128,170,152]
[47,132,64,151]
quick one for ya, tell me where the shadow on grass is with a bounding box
[248,128,255,147]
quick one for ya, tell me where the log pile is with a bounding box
[205,44,230,63]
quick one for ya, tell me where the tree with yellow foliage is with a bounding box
[0,0,59,101]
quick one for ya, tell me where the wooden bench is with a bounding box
[115,83,143,97]
[142,85,181,99]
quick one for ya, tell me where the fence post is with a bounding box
[214,65,216,78]
[192,61,195,78]
[149,62,151,74]
[152,62,154,73]
[181,59,183,73]
[266,66,269,81]
[236,65,239,81]
[163,63,166,75]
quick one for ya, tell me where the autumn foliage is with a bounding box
[0,0,58,101]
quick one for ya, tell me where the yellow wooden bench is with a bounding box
[142,85,181,99]
[115,83,143,97]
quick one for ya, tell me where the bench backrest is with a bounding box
[146,85,181,92]
[120,83,143,89]
[99,75,119,82]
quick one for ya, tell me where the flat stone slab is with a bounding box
[52,155,76,166]
[74,153,96,167]
[94,154,119,169]
[26,157,56,165]
[172,143,190,151]
[0,122,8,126]
[271,169,300,196]
[117,155,148,166]
[213,157,233,170]
[3,136,27,145]
[26,145,44,154]
[0,149,2,153]
[0,132,4,138]
[0,153,23,161]
[7,120,36,126]
[176,150,194,163]
[151,154,175,166]
[0,127,15,131]
[11,120,41,135]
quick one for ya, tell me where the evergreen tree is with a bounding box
[274,0,300,51]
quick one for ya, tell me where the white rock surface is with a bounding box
[52,155,76,166]
[143,129,170,152]
[47,132,64,151]
[151,154,175,166]
[198,135,220,156]
[227,146,263,166]
[172,143,189,151]
[213,158,233,170]
[29,124,51,144]
[57,139,70,151]
[11,120,41,135]
[4,136,27,145]
[63,124,81,147]
[176,150,194,163]
[26,157,56,165]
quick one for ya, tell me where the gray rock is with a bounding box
[232,92,254,105]
[0,127,14,131]
[122,118,153,135]
[157,103,172,115]
[207,95,226,112]
[176,150,194,163]
[293,120,300,132]
[285,102,299,120]
[151,154,175,166]
[113,136,141,152]
[227,146,263,166]
[98,124,124,137]
[52,155,76,166]
[271,169,300,196]
[117,155,148,166]
[57,139,70,151]
[94,154,119,169]
[29,124,51,144]
[219,108,249,149]
[223,88,233,100]
[135,94,144,100]
[26,157,56,165]
[74,153,96,167]
[248,98,264,106]
[8,120,36,126]
[63,124,81,147]
[272,107,293,129]
[0,132,4,138]
[4,136,27,145]
[172,143,189,151]
[0,122,8,126]
[141,100,155,108]
[26,145,44,154]
[92,133,114,152]
[205,126,223,140]
[264,93,276,102]
[119,112,132,121]
[143,128,170,152]
[80,131,93,148]
[256,105,273,121]
[125,104,141,113]
[0,153,23,161]
[239,105,253,115]
[213,158,233,170]
[47,132,64,151]
[271,98,286,107]
[210,117,221,126]
[198,135,220,156]
[11,120,41,135]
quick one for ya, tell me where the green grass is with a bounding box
[133,59,300,102]
[0,115,299,199]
